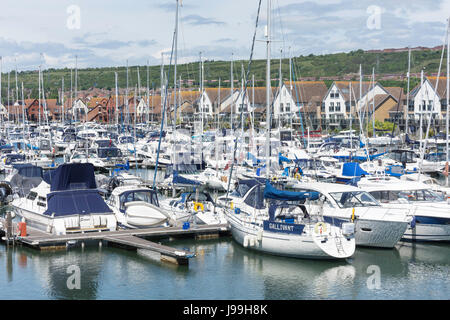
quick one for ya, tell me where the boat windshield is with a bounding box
[120,190,159,208]
[370,189,444,203]
[330,191,379,208]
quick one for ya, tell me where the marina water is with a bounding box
[1,167,449,300]
[1,236,449,299]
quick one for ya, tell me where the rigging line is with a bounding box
[291,57,306,147]
[419,26,447,176]
[152,15,178,190]
[225,0,263,199]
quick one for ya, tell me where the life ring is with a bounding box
[295,172,301,180]
[271,176,277,182]
[193,202,204,212]
[314,222,327,235]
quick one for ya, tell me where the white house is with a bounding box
[273,84,297,118]
[322,81,387,121]
[198,90,214,117]
[70,98,89,120]
[409,77,444,121]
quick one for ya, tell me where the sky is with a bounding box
[0,0,450,72]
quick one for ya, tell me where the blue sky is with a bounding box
[0,0,449,72]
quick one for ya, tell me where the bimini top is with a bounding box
[12,164,43,178]
[44,189,112,217]
[264,181,319,201]
[45,163,97,192]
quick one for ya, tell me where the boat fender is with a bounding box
[256,230,263,241]
[249,236,255,247]
[410,215,416,229]
[294,172,301,180]
[193,202,204,212]
[243,235,249,248]
[314,222,327,235]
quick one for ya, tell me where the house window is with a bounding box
[285,103,290,113]
[345,102,350,113]
[321,103,325,113]
[329,102,334,112]
[280,103,284,113]
[330,93,335,98]
[336,102,341,112]
[335,92,339,98]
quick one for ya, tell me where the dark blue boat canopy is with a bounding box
[264,181,319,201]
[44,189,112,217]
[46,163,97,191]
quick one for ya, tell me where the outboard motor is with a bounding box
[0,181,13,204]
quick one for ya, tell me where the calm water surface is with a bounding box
[0,238,449,300]
[0,164,449,300]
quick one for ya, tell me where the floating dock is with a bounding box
[0,218,230,265]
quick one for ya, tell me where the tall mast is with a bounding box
[349,81,353,150]
[405,47,411,137]
[115,72,119,134]
[265,0,271,180]
[75,55,78,123]
[0,56,2,125]
[372,67,375,137]
[279,48,282,130]
[419,69,424,148]
[62,76,65,123]
[126,59,129,126]
[38,66,41,127]
[147,60,150,123]
[230,52,234,132]
[446,18,450,187]
[174,0,178,133]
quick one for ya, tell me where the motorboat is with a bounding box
[106,185,169,229]
[10,163,117,235]
[160,190,226,225]
[289,181,413,248]
[358,180,450,242]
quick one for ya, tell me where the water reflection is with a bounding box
[0,236,448,299]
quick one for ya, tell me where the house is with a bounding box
[408,76,447,121]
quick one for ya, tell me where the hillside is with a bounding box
[0,47,446,101]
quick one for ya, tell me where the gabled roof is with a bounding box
[285,81,328,104]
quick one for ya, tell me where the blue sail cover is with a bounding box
[48,163,97,192]
[44,189,112,217]
[342,162,369,177]
[263,181,319,201]
[278,152,292,165]
[172,171,202,186]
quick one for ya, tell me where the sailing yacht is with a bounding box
[219,179,355,259]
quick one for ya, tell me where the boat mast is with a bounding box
[349,81,353,150]
[419,69,424,149]
[147,60,150,123]
[0,56,2,126]
[115,72,119,135]
[230,52,234,132]
[372,67,375,137]
[447,17,450,187]
[61,76,65,124]
[405,47,411,139]
[265,0,271,180]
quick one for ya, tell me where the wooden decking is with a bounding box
[1,218,230,265]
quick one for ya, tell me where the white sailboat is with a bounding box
[221,0,355,260]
